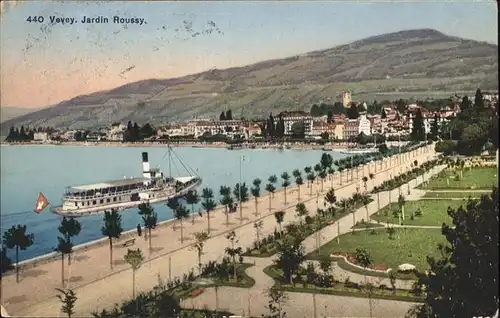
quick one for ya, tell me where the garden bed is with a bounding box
[263,265,422,302]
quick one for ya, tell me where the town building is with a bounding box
[194,119,245,139]
[343,114,371,140]
[243,124,262,139]
[276,111,313,137]
[332,123,345,140]
[33,132,49,142]
[106,123,126,141]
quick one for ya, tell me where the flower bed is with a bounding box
[191,287,205,297]
[332,252,390,272]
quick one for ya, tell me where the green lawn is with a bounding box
[371,200,464,226]
[306,228,447,273]
[422,191,490,199]
[420,167,497,190]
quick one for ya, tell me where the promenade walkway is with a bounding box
[2,145,435,316]
[182,162,444,317]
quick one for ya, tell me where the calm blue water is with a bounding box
[1,145,349,261]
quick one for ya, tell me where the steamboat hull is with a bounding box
[51,179,201,217]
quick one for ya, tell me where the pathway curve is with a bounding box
[3,146,436,317]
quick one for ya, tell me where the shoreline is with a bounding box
[0,140,410,151]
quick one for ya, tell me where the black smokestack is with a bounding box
[142,152,148,163]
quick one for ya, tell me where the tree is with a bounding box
[460,96,471,112]
[411,188,499,318]
[275,234,305,284]
[219,111,226,121]
[201,188,216,234]
[225,109,233,120]
[398,194,406,222]
[474,88,484,109]
[166,198,180,230]
[56,288,77,318]
[219,186,233,225]
[292,169,303,201]
[101,209,123,270]
[304,166,312,188]
[411,109,425,141]
[459,123,487,155]
[253,220,263,249]
[430,114,439,141]
[362,196,371,224]
[124,248,144,299]
[58,217,81,265]
[327,110,334,123]
[185,190,200,224]
[307,173,316,196]
[233,182,249,222]
[193,231,209,273]
[295,203,308,225]
[2,224,34,283]
[324,188,337,217]
[274,211,285,233]
[354,248,373,277]
[268,175,278,198]
[138,202,157,252]
[265,183,276,211]
[251,178,262,216]
[56,236,73,286]
[318,170,327,192]
[174,204,190,243]
[263,287,288,318]
[347,103,359,119]
[225,231,242,281]
[281,172,291,205]
[362,176,369,193]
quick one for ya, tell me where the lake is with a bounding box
[0,145,349,261]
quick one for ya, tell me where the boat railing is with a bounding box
[63,187,148,201]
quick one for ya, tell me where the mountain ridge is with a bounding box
[2,28,498,132]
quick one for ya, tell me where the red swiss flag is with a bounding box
[34,192,49,214]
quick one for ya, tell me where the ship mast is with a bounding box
[168,142,172,178]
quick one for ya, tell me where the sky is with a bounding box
[0,0,498,108]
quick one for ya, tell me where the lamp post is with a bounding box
[239,155,245,223]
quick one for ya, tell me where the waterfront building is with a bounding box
[33,132,49,142]
[194,119,245,138]
[333,123,345,140]
[343,114,371,141]
[276,111,313,137]
[106,123,126,141]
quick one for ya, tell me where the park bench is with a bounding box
[122,238,136,247]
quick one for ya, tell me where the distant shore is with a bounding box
[0,140,361,151]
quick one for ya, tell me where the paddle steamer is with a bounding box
[51,148,201,216]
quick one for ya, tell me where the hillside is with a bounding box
[2,28,498,132]
[0,107,40,123]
